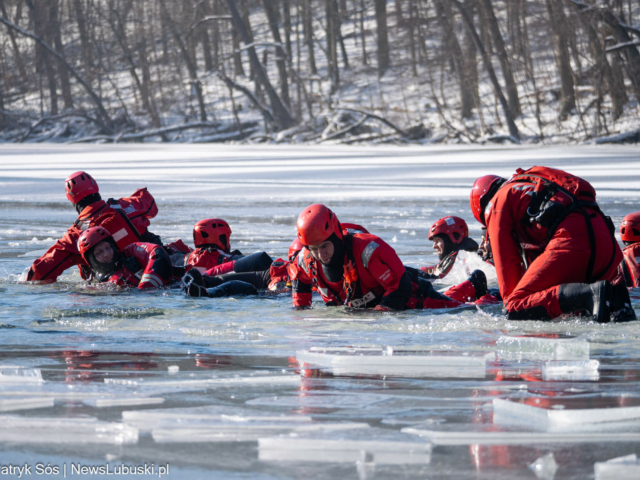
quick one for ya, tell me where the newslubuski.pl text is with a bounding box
[0,463,170,477]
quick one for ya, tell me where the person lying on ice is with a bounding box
[471,166,636,323]
[182,225,388,299]
[290,204,495,310]
[170,218,274,278]
[420,216,480,280]
[25,171,161,283]
[615,213,640,288]
[182,238,303,297]
[78,226,173,289]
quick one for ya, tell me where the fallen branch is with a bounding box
[21,111,100,143]
[187,15,232,39]
[336,107,408,136]
[319,114,369,142]
[215,71,274,124]
[68,121,222,143]
[594,128,640,144]
[606,40,640,53]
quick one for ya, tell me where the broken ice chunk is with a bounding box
[529,453,558,480]
[123,405,312,432]
[152,420,368,443]
[246,392,390,409]
[542,360,599,381]
[356,450,376,480]
[494,397,640,429]
[0,397,53,412]
[595,454,640,480]
[83,397,164,408]
[105,374,300,387]
[403,423,640,445]
[496,334,590,361]
[0,367,43,384]
[259,428,431,465]
[296,348,493,378]
[0,416,138,444]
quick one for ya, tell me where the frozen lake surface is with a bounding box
[1,144,640,479]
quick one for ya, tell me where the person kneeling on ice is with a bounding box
[183,238,304,298]
[420,216,480,280]
[26,171,162,283]
[616,213,640,288]
[290,204,492,310]
[471,166,636,323]
[78,227,173,289]
[178,218,273,277]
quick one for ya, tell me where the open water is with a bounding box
[0,144,640,479]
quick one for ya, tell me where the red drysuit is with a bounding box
[107,243,173,289]
[27,188,158,282]
[486,168,621,318]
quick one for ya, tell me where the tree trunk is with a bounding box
[360,0,368,65]
[546,0,575,120]
[479,0,521,117]
[408,0,417,76]
[326,0,339,91]
[159,0,207,122]
[283,0,292,60]
[0,0,28,83]
[450,0,520,139]
[435,0,474,118]
[27,0,58,115]
[262,0,291,108]
[225,0,295,129]
[375,0,390,76]
[462,0,479,113]
[232,1,245,76]
[302,0,317,74]
[335,0,349,69]
[50,0,73,110]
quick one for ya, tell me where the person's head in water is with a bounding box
[621,212,640,246]
[65,171,102,214]
[193,218,232,253]
[296,204,344,266]
[78,226,123,280]
[428,216,478,260]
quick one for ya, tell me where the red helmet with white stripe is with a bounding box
[428,216,468,245]
[65,171,99,204]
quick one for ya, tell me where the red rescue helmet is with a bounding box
[78,226,111,262]
[428,216,468,244]
[65,171,99,204]
[296,204,343,246]
[621,212,640,243]
[288,238,303,262]
[470,175,505,225]
[193,218,232,252]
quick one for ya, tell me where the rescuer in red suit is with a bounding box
[289,204,488,310]
[471,166,635,322]
[78,226,172,289]
[420,216,480,280]
[181,218,273,278]
[26,171,161,283]
[617,212,640,288]
[183,237,303,297]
